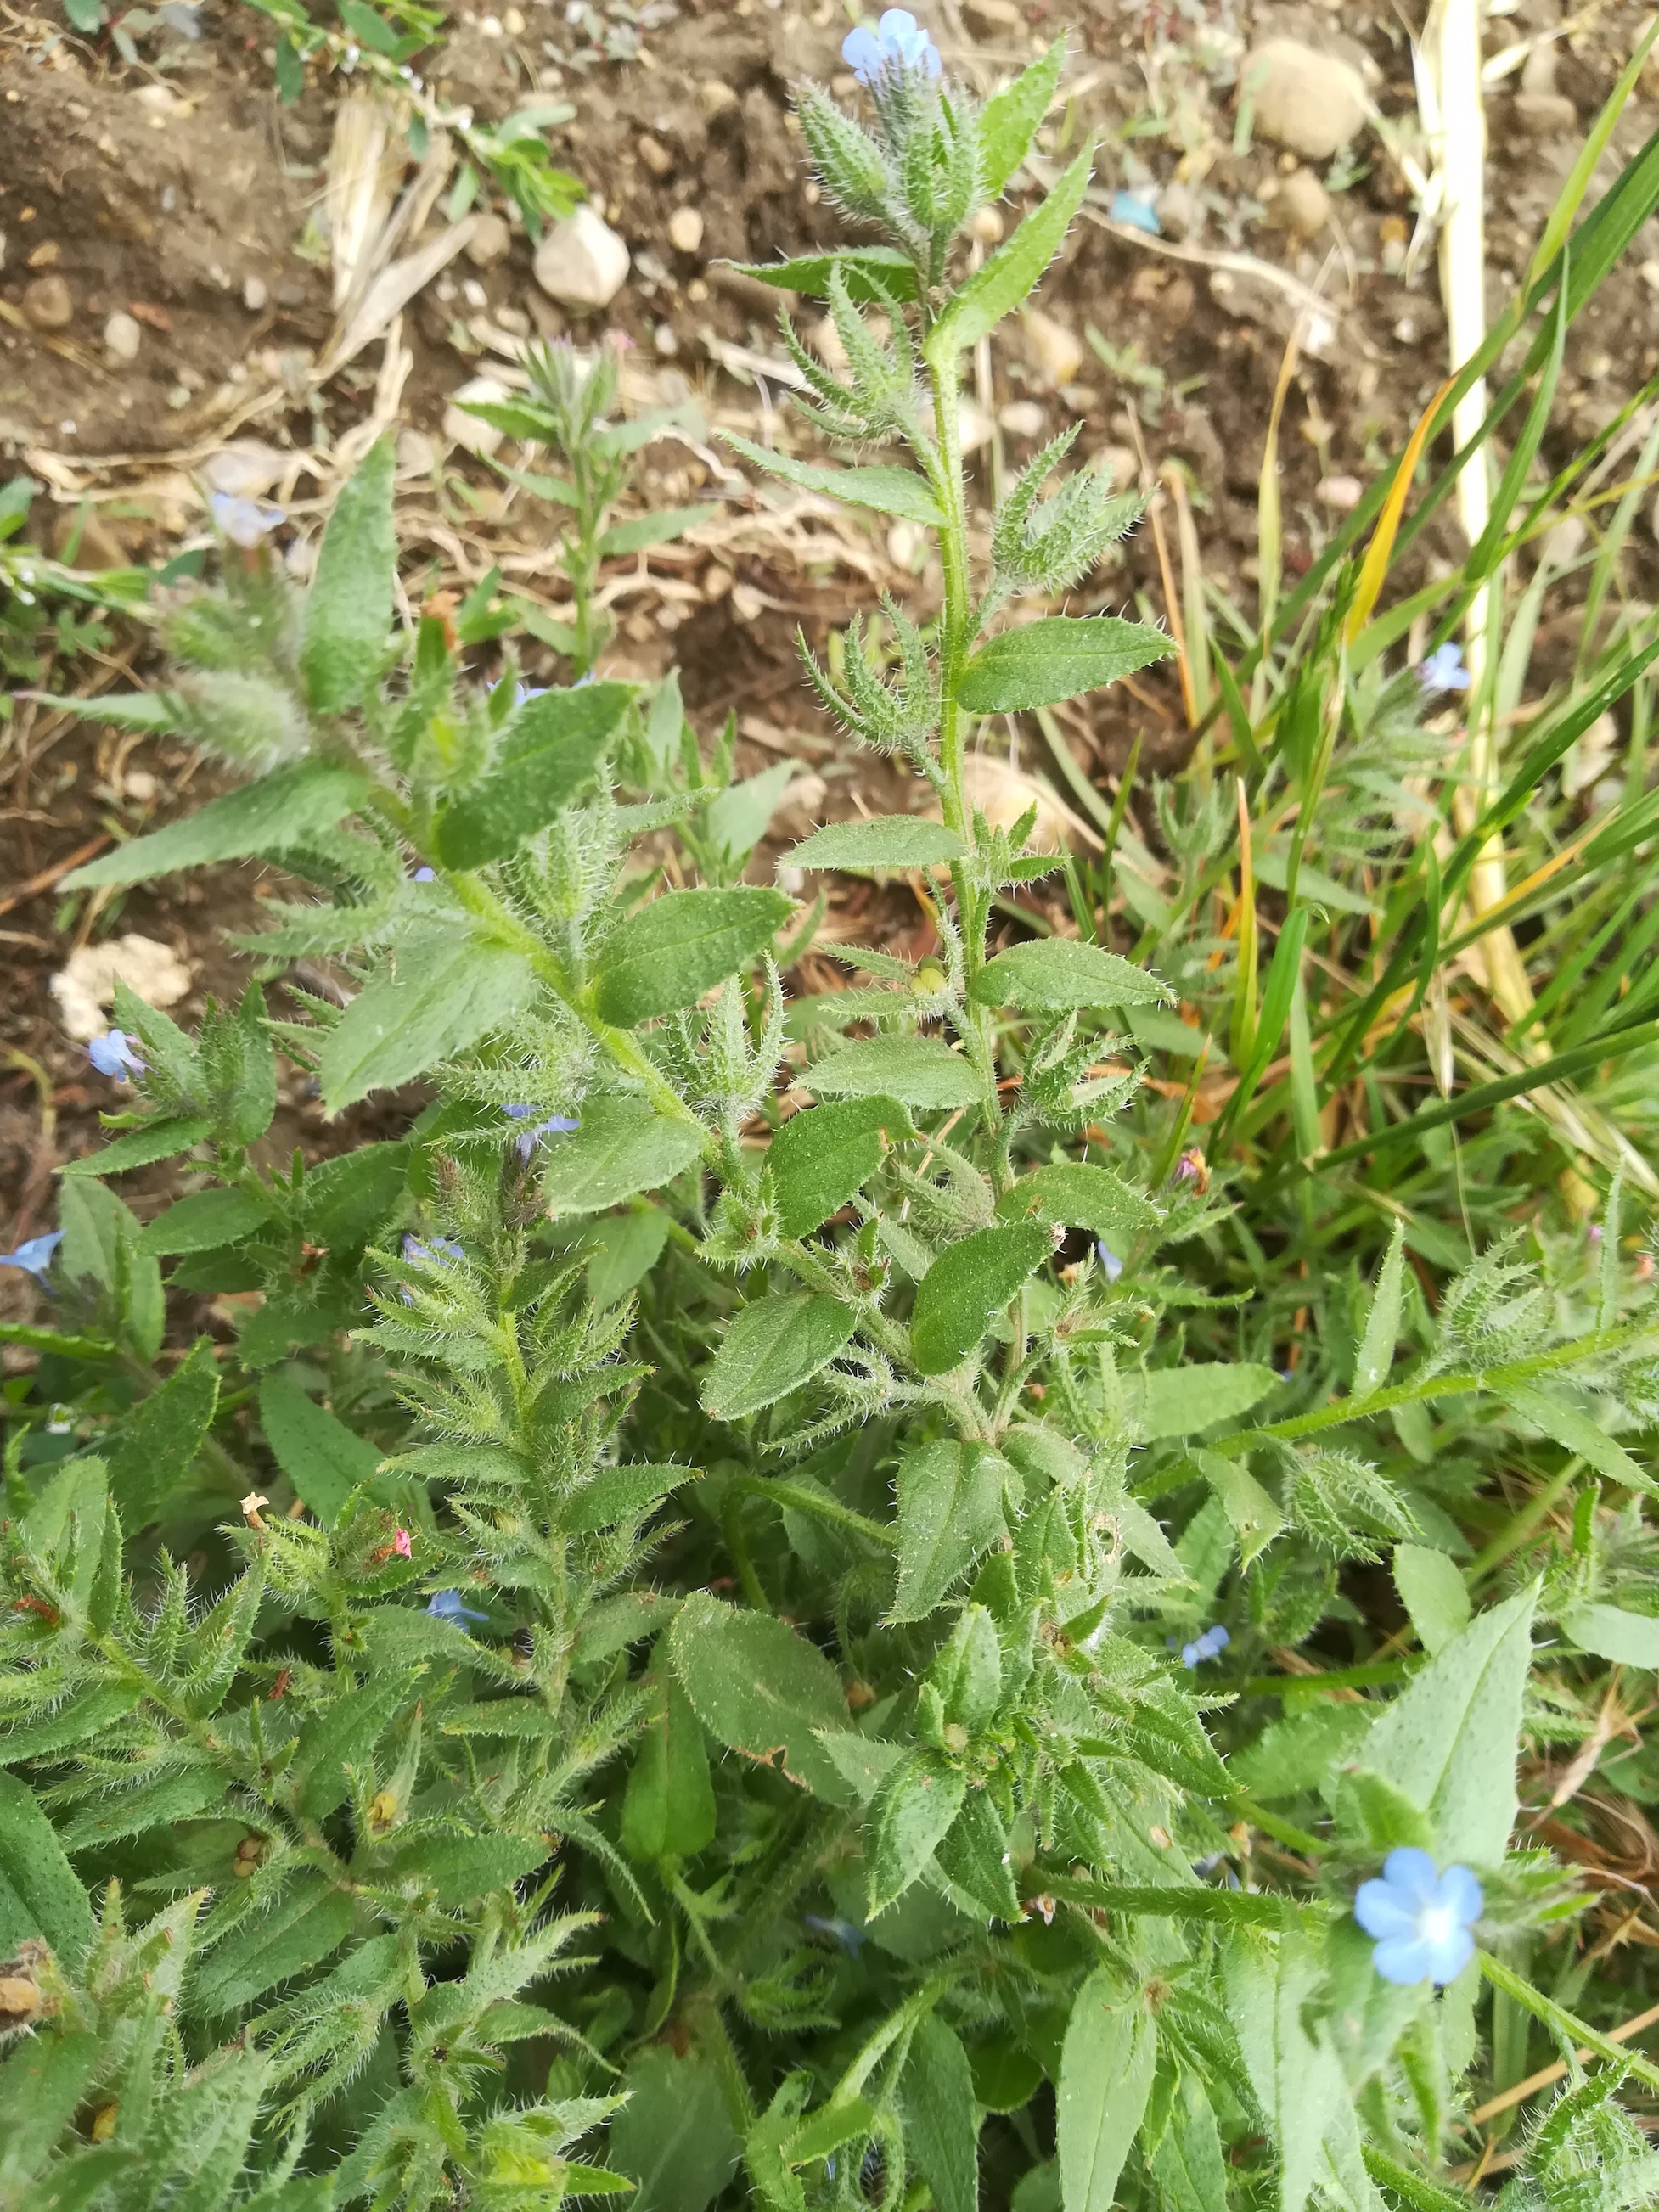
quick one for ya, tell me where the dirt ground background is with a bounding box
[3,0,1658,1297]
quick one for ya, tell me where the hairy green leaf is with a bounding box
[301,434,396,713]
[957,615,1174,715]
[64,761,370,890]
[319,929,537,1113]
[971,936,1173,1012]
[700,1293,858,1420]
[593,887,793,1027]
[767,1095,914,1240]
[910,1223,1050,1375]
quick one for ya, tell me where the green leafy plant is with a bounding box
[7,20,1659,2212]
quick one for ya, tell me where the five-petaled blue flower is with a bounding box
[1109,188,1161,236]
[87,1030,144,1080]
[425,1588,489,1627]
[1419,641,1471,694]
[1354,1846,1482,1985]
[842,8,942,85]
[0,1232,63,1285]
[1181,1623,1229,1668]
[503,1104,581,1162]
[209,491,286,548]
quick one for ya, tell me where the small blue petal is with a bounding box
[1419,641,1471,693]
[412,865,436,882]
[425,1588,489,1625]
[209,491,285,548]
[1110,188,1162,236]
[1372,1934,1439,1985]
[87,1030,145,1079]
[0,1231,64,1284]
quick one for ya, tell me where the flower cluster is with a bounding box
[1180,1623,1229,1667]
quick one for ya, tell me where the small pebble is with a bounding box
[1240,36,1367,160]
[25,239,60,269]
[533,204,630,312]
[1021,305,1083,386]
[697,79,739,119]
[464,212,512,268]
[998,399,1046,438]
[638,134,675,178]
[667,205,704,255]
[22,274,72,329]
[242,273,268,311]
[442,375,510,457]
[970,205,1004,244]
[653,321,679,357]
[503,3,524,26]
[1266,167,1330,237]
[103,309,142,362]
[1316,474,1363,512]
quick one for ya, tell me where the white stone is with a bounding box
[1021,306,1083,386]
[1240,38,1367,160]
[465,212,512,268]
[1266,167,1330,236]
[242,273,268,312]
[667,205,704,255]
[998,400,1046,438]
[442,376,510,456]
[103,310,143,362]
[52,934,193,1042]
[201,441,288,497]
[959,400,994,455]
[1316,474,1363,512]
[532,204,630,313]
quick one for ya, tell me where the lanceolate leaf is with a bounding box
[1057,1971,1156,2212]
[1361,1584,1537,1865]
[593,887,794,1028]
[866,1751,967,1915]
[724,432,944,527]
[891,1440,1010,1620]
[1354,1221,1407,1397]
[666,1591,846,1797]
[925,143,1095,360]
[807,1035,984,1110]
[105,1337,220,1526]
[433,682,633,869]
[138,1188,272,1257]
[1133,1363,1279,1440]
[301,433,397,714]
[0,1772,96,1962]
[319,929,537,1113]
[64,761,370,890]
[997,1161,1161,1244]
[60,1115,213,1177]
[972,936,1173,1013]
[910,1223,1050,1376]
[259,1373,382,1526]
[768,1095,914,1240]
[901,2014,980,2212]
[700,1293,858,1420]
[540,1098,703,1215]
[788,819,967,871]
[980,36,1066,198]
[957,615,1175,715]
[730,245,919,302]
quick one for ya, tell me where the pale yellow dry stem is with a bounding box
[1425,0,1535,1024]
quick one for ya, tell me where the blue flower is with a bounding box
[1096,1240,1124,1283]
[412,866,436,883]
[1181,1623,1229,1667]
[1419,641,1471,695]
[208,491,285,548]
[843,8,942,85]
[0,1231,63,1285]
[513,683,548,708]
[503,1104,581,1162]
[87,1030,144,1080]
[1110,188,1162,236]
[1354,1847,1482,1985]
[803,1912,866,1957]
[425,1588,489,1626]
[402,1233,463,1266]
